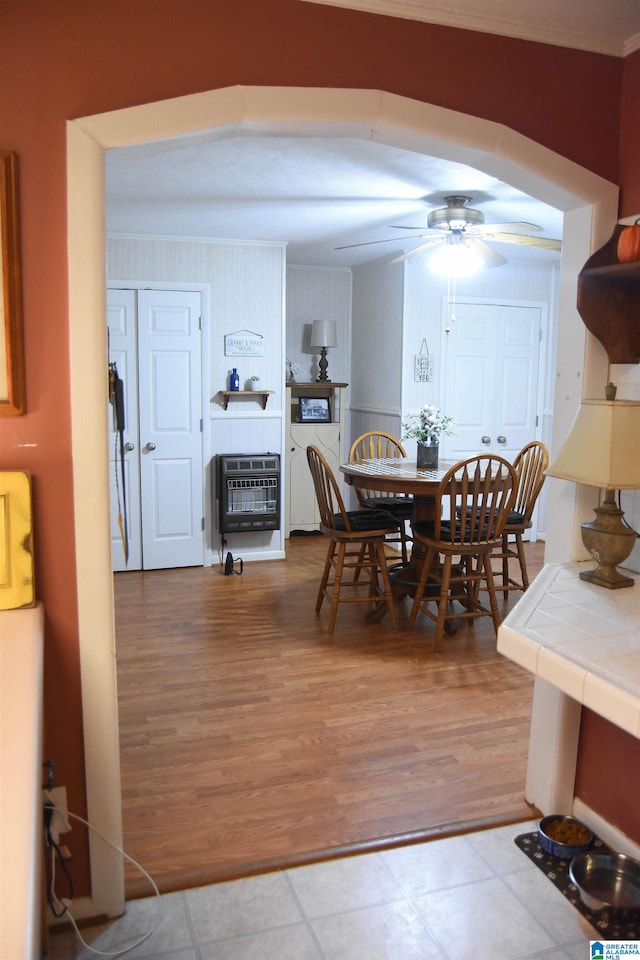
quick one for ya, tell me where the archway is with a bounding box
[67,86,617,916]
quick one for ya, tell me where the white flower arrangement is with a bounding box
[286,359,300,381]
[403,404,455,443]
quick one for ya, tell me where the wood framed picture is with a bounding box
[0,151,26,416]
[298,396,331,423]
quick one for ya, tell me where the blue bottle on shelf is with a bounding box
[229,368,240,391]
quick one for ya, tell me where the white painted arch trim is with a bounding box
[67,85,618,917]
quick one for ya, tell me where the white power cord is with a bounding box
[48,807,161,957]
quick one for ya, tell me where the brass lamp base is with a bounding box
[579,490,636,589]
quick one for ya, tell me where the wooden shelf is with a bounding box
[287,381,348,389]
[221,390,273,410]
[577,225,640,364]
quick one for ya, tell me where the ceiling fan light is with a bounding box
[429,239,483,276]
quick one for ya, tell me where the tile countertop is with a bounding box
[497,563,640,739]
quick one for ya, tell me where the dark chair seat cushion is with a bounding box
[361,496,414,519]
[335,509,400,532]
[457,507,525,525]
[413,520,453,540]
[414,519,494,543]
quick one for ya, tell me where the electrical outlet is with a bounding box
[43,786,71,844]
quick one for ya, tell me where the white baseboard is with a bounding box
[47,894,123,929]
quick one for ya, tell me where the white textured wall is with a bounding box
[351,259,405,423]
[107,235,287,560]
[285,265,352,387]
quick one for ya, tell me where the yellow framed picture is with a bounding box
[0,471,35,609]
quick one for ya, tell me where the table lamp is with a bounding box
[310,319,337,382]
[546,397,640,588]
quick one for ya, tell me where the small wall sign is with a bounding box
[224,329,264,357]
[414,338,433,382]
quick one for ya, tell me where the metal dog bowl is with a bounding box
[538,815,593,860]
[569,851,640,913]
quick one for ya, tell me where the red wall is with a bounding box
[575,710,640,844]
[0,0,636,896]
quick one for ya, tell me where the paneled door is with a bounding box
[441,300,543,463]
[108,288,204,571]
[108,290,142,571]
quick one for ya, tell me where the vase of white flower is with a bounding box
[403,404,455,469]
[286,359,300,383]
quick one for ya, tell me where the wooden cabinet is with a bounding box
[577,225,640,364]
[285,382,348,536]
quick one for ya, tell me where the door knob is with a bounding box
[481,435,491,445]
[497,435,507,445]
[124,441,135,452]
[145,442,157,451]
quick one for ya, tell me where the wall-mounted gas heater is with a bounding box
[216,453,281,533]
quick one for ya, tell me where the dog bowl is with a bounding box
[537,815,593,860]
[569,851,640,913]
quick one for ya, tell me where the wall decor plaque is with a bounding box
[224,329,264,357]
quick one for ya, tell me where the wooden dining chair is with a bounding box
[408,454,517,649]
[306,445,400,634]
[348,431,414,564]
[492,440,549,598]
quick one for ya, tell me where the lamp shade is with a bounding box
[547,399,640,490]
[310,319,337,349]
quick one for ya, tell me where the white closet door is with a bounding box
[443,300,542,463]
[108,288,204,570]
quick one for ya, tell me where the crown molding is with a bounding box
[624,31,640,55]
[299,0,637,57]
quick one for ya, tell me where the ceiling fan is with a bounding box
[335,195,562,266]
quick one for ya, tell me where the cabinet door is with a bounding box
[288,423,341,530]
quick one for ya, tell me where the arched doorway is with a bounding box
[67,86,617,916]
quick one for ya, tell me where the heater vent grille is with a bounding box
[217,453,281,533]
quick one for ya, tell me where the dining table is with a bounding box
[340,456,461,621]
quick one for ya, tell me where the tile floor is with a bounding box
[46,820,599,960]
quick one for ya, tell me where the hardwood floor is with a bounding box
[114,536,544,898]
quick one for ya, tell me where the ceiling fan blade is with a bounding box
[390,238,443,263]
[474,221,543,234]
[387,224,434,231]
[334,234,428,251]
[485,232,562,250]
[472,239,507,267]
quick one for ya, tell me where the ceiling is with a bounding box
[106,136,568,269]
[105,1,640,270]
